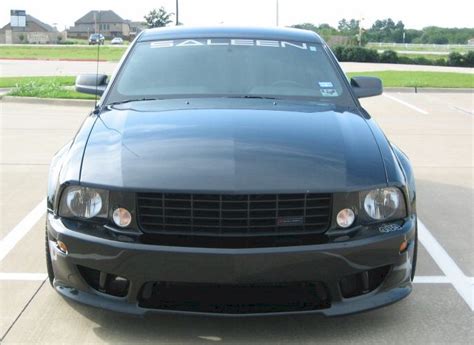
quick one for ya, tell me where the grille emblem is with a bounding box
[277,216,304,226]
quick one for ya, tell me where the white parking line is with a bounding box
[413,276,450,284]
[383,94,429,115]
[0,273,47,281]
[418,219,473,311]
[0,199,45,262]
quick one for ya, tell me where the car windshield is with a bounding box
[106,38,355,106]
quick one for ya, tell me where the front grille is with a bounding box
[137,193,332,237]
[138,281,331,314]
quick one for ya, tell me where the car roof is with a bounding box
[138,26,323,44]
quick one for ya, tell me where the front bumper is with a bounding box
[47,213,416,317]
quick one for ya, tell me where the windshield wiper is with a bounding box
[225,95,280,100]
[107,98,162,107]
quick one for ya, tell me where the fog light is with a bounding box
[399,240,408,253]
[336,208,355,228]
[113,207,132,227]
[56,240,68,254]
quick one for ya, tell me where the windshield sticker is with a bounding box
[320,89,338,97]
[318,82,333,88]
[150,39,318,52]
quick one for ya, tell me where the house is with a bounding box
[468,38,474,46]
[0,10,65,44]
[127,21,147,38]
[68,10,132,39]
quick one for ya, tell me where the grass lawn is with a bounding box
[400,53,447,62]
[1,72,472,100]
[0,76,75,88]
[9,87,96,99]
[0,45,126,61]
[0,76,94,99]
[346,71,473,88]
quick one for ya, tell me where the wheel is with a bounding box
[411,222,418,281]
[45,229,55,286]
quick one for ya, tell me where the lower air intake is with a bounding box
[138,281,331,314]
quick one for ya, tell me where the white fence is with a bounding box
[367,42,474,50]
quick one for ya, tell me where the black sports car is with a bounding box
[46,26,417,316]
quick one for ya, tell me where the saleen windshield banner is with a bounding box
[150,39,318,52]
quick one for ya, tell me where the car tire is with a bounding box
[45,229,55,286]
[411,222,418,281]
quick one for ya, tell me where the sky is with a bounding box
[1,0,473,31]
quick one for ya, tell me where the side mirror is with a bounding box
[350,76,383,98]
[75,74,108,95]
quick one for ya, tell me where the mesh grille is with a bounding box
[137,193,332,236]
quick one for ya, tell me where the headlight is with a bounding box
[59,186,109,219]
[362,187,406,221]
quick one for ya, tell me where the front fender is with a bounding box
[47,142,72,210]
[47,114,99,212]
[391,144,416,213]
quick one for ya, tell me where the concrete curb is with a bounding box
[384,87,473,93]
[0,96,96,107]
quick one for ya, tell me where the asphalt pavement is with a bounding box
[0,92,473,344]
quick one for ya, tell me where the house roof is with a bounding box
[75,10,125,24]
[0,14,57,32]
[26,14,57,32]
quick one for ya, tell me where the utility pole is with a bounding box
[276,0,279,26]
[176,0,179,25]
[358,17,364,46]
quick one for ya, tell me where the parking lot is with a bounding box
[0,91,473,344]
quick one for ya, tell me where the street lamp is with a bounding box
[176,0,179,25]
[358,17,365,46]
[276,0,279,26]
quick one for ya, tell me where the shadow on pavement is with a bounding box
[67,298,409,344]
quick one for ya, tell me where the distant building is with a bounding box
[468,38,474,46]
[68,10,142,39]
[0,10,65,44]
[127,20,147,38]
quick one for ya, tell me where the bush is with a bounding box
[379,50,399,63]
[333,46,379,62]
[332,45,468,67]
[448,52,464,67]
[10,81,61,97]
[332,46,345,60]
[464,51,474,67]
[397,56,413,65]
[58,40,76,45]
[411,57,433,66]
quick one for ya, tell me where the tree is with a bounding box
[144,7,174,28]
[291,23,338,41]
[337,18,360,36]
[366,18,405,43]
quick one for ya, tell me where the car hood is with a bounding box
[80,104,387,192]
